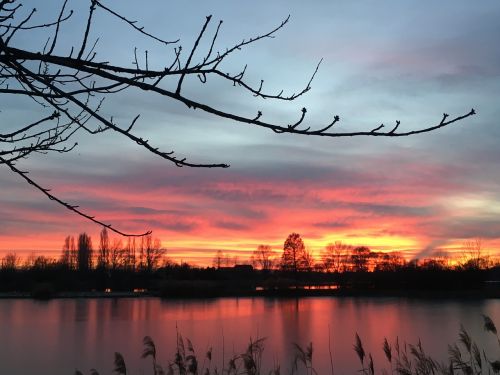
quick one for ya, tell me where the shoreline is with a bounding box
[0,291,153,299]
[1,287,499,300]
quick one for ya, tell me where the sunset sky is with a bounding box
[1,1,500,265]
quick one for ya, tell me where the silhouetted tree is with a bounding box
[281,233,308,273]
[302,248,315,272]
[60,235,72,268]
[1,252,20,270]
[23,252,36,269]
[31,255,54,270]
[77,232,93,271]
[24,252,55,269]
[461,238,489,270]
[322,241,351,273]
[213,250,224,269]
[374,252,406,272]
[143,234,166,273]
[120,237,136,270]
[251,245,275,271]
[212,250,232,269]
[69,235,77,269]
[109,238,124,271]
[97,227,110,269]
[421,258,446,271]
[0,1,475,236]
[350,246,371,272]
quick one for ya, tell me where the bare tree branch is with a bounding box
[0,156,151,237]
[0,0,476,236]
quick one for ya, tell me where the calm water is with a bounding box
[0,297,499,374]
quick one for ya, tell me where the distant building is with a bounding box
[219,264,253,272]
[233,264,253,272]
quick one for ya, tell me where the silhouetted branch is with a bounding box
[175,15,212,95]
[93,0,179,46]
[0,1,475,236]
[47,0,70,55]
[0,156,151,237]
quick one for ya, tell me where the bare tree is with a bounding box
[69,235,77,269]
[77,232,93,271]
[97,227,109,269]
[23,251,36,268]
[302,248,315,272]
[461,238,489,270]
[109,238,123,271]
[142,234,166,272]
[350,246,371,272]
[1,252,20,269]
[212,250,224,269]
[31,254,54,270]
[212,249,231,269]
[60,235,77,269]
[123,237,136,270]
[60,235,71,267]
[322,241,351,273]
[212,250,223,269]
[251,244,275,271]
[0,1,476,235]
[374,251,406,272]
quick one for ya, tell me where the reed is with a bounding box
[75,315,500,375]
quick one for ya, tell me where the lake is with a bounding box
[0,296,499,374]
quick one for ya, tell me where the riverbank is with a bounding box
[2,264,499,300]
[0,290,152,299]
[1,285,499,300]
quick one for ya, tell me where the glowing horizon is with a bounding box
[2,228,498,268]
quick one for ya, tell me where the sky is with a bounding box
[1,1,500,265]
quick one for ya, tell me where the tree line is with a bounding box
[237,233,493,273]
[0,231,493,274]
[1,228,166,273]
[59,228,166,272]
[0,231,498,297]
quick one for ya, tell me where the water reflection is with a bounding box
[0,297,498,375]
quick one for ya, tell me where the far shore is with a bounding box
[2,286,500,300]
[0,291,152,299]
